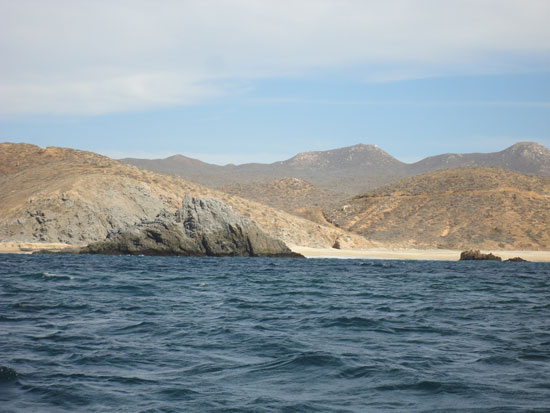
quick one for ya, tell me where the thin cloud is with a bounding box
[1,0,550,115]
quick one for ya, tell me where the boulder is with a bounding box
[459,249,502,261]
[505,257,527,262]
[82,195,302,257]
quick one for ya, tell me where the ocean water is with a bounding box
[1,255,550,412]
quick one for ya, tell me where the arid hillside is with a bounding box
[324,167,550,250]
[0,143,371,249]
[219,178,345,224]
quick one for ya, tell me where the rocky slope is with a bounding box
[324,167,550,250]
[0,143,371,249]
[83,195,301,257]
[121,142,550,195]
[219,178,344,224]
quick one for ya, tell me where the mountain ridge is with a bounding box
[120,141,550,194]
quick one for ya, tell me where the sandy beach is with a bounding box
[290,246,550,262]
[2,242,550,262]
[0,242,75,254]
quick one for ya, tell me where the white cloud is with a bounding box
[1,0,550,115]
[0,72,229,115]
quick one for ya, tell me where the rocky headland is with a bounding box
[83,195,301,257]
[0,143,370,251]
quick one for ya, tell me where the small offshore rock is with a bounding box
[460,249,502,261]
[0,366,18,382]
[505,257,527,262]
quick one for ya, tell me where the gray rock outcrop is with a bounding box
[505,257,527,262]
[82,195,302,257]
[459,249,502,261]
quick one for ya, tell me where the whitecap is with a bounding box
[42,272,74,280]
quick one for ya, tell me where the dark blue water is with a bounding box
[1,255,550,412]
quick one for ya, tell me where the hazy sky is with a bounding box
[1,0,549,164]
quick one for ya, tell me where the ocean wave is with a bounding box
[375,379,473,394]
[41,271,74,280]
[319,316,382,329]
[249,351,344,373]
[2,254,550,411]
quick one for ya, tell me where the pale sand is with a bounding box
[2,242,550,262]
[290,246,550,262]
[0,242,76,254]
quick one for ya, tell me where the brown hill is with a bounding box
[120,154,226,182]
[120,142,550,195]
[324,167,550,250]
[219,178,345,224]
[0,143,370,249]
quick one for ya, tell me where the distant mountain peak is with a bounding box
[504,141,549,156]
[497,142,550,168]
[285,143,400,169]
[350,143,379,150]
[167,154,189,160]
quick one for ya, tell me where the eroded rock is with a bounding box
[505,257,527,262]
[459,249,502,261]
[82,195,302,257]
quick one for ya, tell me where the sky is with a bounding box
[1,0,549,164]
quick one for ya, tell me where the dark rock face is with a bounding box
[505,257,527,262]
[459,249,502,261]
[0,366,18,382]
[82,195,302,257]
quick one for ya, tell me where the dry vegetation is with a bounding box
[325,167,550,250]
[219,178,344,224]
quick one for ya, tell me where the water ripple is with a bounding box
[1,255,550,411]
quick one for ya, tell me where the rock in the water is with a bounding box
[82,195,302,257]
[0,366,18,382]
[505,257,527,262]
[459,249,502,261]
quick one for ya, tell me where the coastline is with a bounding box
[290,246,550,262]
[2,242,550,262]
